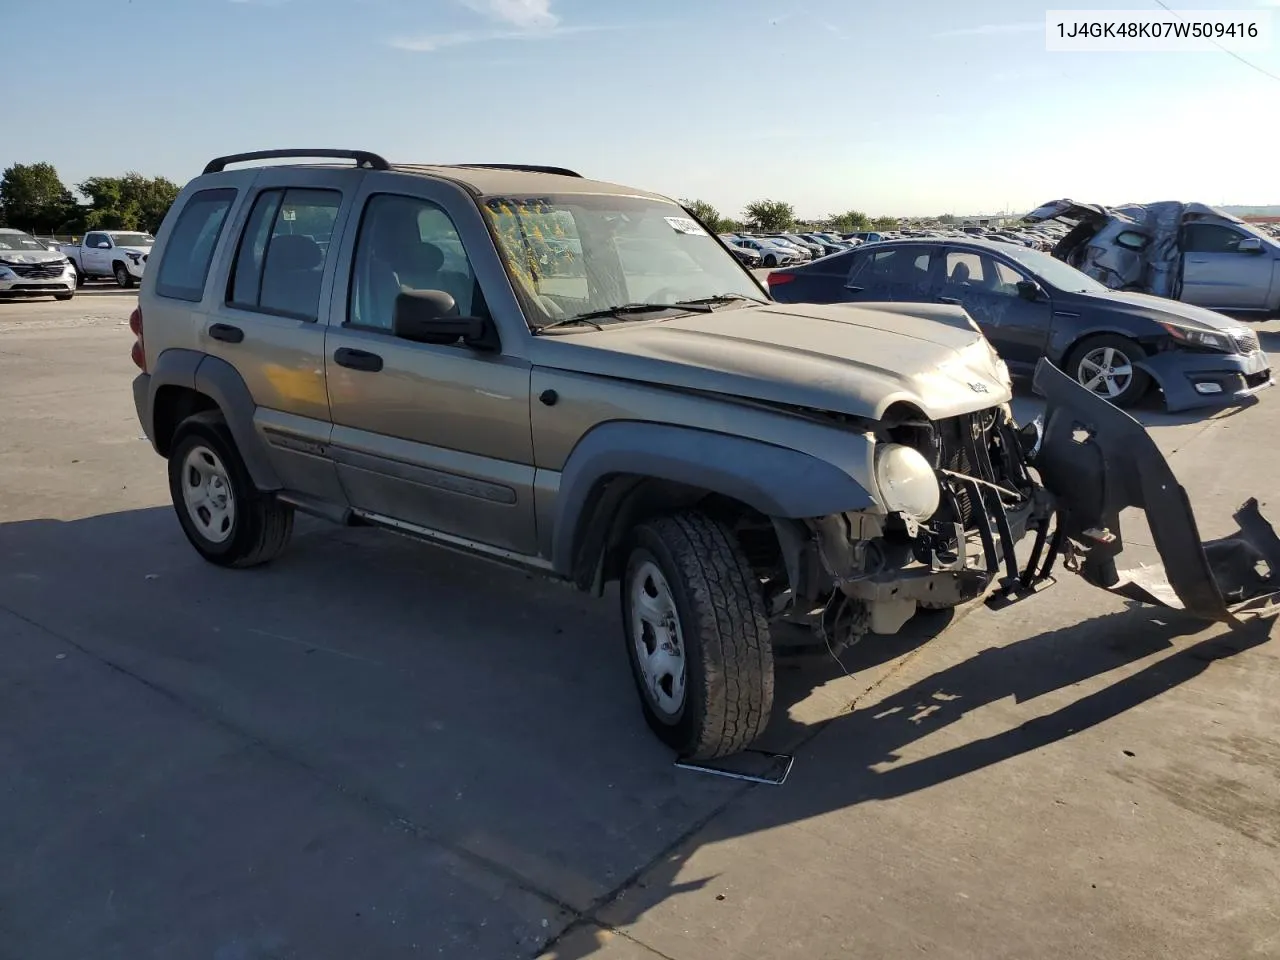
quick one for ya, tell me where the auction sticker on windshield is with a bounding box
[665,216,709,236]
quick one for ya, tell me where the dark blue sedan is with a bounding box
[766,238,1273,411]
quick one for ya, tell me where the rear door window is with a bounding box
[227,188,341,321]
[155,188,237,302]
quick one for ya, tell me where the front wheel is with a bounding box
[168,415,293,568]
[1065,334,1150,407]
[114,263,136,288]
[54,291,74,301]
[763,254,778,267]
[621,513,774,760]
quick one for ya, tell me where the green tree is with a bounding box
[680,198,724,234]
[872,216,899,231]
[936,214,957,225]
[827,209,869,233]
[78,172,180,233]
[744,199,795,233]
[719,217,745,233]
[0,162,77,234]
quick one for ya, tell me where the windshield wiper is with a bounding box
[671,293,770,307]
[532,316,606,334]
[534,301,713,335]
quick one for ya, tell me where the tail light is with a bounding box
[767,272,796,287]
[129,306,146,372]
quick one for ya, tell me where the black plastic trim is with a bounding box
[203,149,390,174]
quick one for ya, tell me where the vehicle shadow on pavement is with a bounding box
[547,607,1274,957]
[0,507,1272,959]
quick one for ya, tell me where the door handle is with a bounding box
[1188,259,1208,264]
[938,296,961,305]
[333,347,383,372]
[209,323,244,343]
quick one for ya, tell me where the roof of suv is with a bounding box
[197,151,670,201]
[392,164,669,201]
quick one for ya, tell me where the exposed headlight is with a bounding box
[1160,322,1231,353]
[126,251,143,260]
[875,443,941,521]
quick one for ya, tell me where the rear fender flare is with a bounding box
[551,421,876,579]
[148,349,281,490]
[193,355,282,490]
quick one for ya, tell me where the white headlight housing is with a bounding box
[875,443,941,521]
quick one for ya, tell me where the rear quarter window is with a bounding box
[155,188,237,302]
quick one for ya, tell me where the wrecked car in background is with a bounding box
[1025,199,1280,316]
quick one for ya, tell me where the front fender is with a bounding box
[1032,359,1278,622]
[550,421,877,577]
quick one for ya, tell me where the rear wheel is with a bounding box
[72,265,85,287]
[1065,334,1150,407]
[168,415,293,568]
[621,512,774,760]
[114,263,135,288]
[763,254,778,267]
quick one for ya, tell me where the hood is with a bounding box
[531,302,1012,421]
[0,249,67,265]
[1086,289,1243,333]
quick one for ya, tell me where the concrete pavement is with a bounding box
[0,292,1276,959]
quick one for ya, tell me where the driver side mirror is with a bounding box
[95,240,111,249]
[393,290,498,350]
[1237,237,1264,254]
[1016,279,1044,302]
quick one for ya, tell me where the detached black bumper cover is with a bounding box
[1033,359,1279,624]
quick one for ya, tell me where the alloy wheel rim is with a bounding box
[181,444,236,543]
[1078,346,1133,399]
[629,560,686,720]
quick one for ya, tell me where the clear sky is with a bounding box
[4,0,1278,218]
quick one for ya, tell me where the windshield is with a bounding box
[0,231,48,252]
[999,245,1108,293]
[482,194,763,329]
[111,233,154,247]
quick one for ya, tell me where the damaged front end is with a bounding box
[1031,359,1279,623]
[784,403,1059,645]
[785,363,1276,649]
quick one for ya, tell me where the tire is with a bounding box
[54,292,74,301]
[1064,334,1150,408]
[621,512,774,760]
[763,254,777,267]
[168,414,293,568]
[114,262,136,289]
[72,265,85,288]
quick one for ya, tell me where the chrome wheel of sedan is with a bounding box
[1067,334,1150,407]
[1077,345,1134,399]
